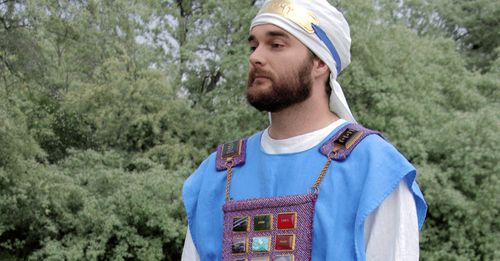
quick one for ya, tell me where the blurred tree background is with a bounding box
[0,0,498,260]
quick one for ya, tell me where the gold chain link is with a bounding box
[224,151,336,200]
[311,153,334,190]
[225,160,234,201]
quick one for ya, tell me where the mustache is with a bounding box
[248,68,274,82]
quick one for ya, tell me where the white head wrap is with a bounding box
[251,0,356,122]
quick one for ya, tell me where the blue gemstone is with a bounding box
[252,236,270,252]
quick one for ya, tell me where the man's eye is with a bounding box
[249,46,257,52]
[271,43,283,49]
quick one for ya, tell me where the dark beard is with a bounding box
[246,61,313,112]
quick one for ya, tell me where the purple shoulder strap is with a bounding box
[216,138,248,171]
[320,123,383,161]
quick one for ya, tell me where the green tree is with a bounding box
[375,0,500,72]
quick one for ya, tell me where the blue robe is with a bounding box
[183,123,427,260]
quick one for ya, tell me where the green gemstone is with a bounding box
[252,236,270,252]
[253,215,272,231]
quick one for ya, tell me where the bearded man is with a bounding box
[182,0,427,260]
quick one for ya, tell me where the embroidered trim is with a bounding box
[216,138,248,171]
[320,123,382,161]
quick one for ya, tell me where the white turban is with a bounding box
[251,0,356,122]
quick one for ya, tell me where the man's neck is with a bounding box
[268,98,339,140]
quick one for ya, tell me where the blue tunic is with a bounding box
[183,123,427,260]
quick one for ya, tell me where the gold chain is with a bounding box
[311,151,335,191]
[225,160,234,202]
[224,151,336,201]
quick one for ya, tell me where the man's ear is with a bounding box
[312,58,330,79]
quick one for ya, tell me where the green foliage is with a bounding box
[0,150,187,260]
[0,95,43,170]
[0,0,498,260]
[417,106,500,260]
[376,0,500,72]
[433,0,500,72]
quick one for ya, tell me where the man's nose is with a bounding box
[249,46,266,67]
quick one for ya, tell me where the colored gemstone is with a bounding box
[274,255,294,261]
[232,238,248,254]
[277,213,296,229]
[251,257,269,261]
[334,128,363,149]
[222,140,242,158]
[275,235,295,251]
[233,217,249,232]
[253,215,272,231]
[252,236,270,252]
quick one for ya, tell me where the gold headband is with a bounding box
[259,0,319,34]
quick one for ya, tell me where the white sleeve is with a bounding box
[181,227,201,261]
[364,180,419,261]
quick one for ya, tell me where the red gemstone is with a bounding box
[275,235,295,251]
[277,213,296,229]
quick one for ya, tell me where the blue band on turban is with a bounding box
[312,23,342,75]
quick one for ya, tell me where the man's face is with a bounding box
[246,24,314,112]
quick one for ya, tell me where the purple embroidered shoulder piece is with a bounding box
[320,123,383,161]
[216,138,248,171]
